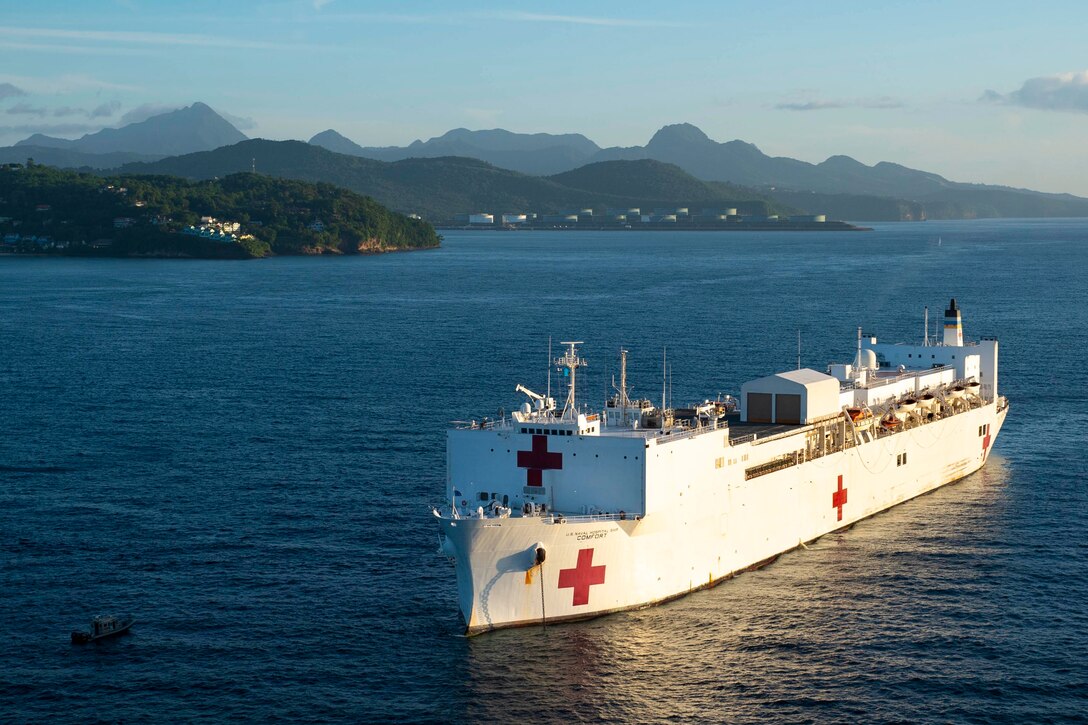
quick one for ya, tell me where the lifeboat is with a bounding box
[947,385,966,400]
[846,407,868,422]
[898,397,918,413]
[918,393,937,412]
[965,381,981,396]
[880,413,902,430]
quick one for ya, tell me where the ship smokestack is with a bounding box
[943,298,963,346]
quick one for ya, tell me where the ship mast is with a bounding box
[619,348,629,422]
[557,341,586,420]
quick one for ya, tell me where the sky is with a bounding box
[2,0,1088,194]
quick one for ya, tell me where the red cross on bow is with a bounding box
[832,474,848,521]
[517,434,563,487]
[558,548,606,606]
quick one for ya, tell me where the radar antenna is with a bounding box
[612,348,631,423]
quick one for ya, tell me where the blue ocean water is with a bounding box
[1,221,1086,723]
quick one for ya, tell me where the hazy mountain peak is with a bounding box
[309,129,367,155]
[14,101,246,156]
[819,154,868,170]
[648,123,712,147]
[425,127,600,154]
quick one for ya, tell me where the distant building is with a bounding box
[308,220,325,232]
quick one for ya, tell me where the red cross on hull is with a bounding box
[558,548,606,606]
[517,434,563,487]
[832,474,848,521]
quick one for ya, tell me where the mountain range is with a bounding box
[313,122,1088,218]
[5,103,1088,220]
[113,140,780,220]
[309,127,600,176]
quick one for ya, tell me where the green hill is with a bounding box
[0,163,439,258]
[548,159,771,209]
[115,139,788,219]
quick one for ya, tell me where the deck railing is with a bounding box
[540,511,643,524]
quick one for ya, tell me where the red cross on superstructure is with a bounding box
[517,434,563,487]
[832,474,848,521]
[558,548,606,606]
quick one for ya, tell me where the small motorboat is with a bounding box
[71,615,135,644]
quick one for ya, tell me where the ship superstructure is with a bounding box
[434,300,1008,634]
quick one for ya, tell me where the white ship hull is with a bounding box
[439,401,1007,634]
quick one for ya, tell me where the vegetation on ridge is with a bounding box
[0,164,440,258]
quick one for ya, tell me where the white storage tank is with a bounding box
[468,213,494,225]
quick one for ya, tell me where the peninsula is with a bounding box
[0,163,440,259]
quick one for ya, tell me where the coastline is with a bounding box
[434,221,871,232]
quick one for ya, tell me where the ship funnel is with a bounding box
[943,298,964,346]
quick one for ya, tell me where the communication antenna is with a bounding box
[797,329,802,370]
[924,306,929,347]
[669,364,673,411]
[661,347,667,411]
[546,336,552,402]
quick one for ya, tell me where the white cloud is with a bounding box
[0,122,101,136]
[776,96,904,112]
[0,39,156,55]
[47,101,121,119]
[302,10,690,28]
[0,25,309,51]
[216,109,258,131]
[118,103,182,125]
[983,71,1088,112]
[0,73,141,94]
[489,12,693,28]
[90,100,122,118]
